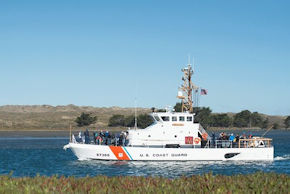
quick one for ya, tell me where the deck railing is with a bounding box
[205,138,272,148]
[71,134,272,149]
[238,138,272,148]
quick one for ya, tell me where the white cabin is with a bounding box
[127,110,208,147]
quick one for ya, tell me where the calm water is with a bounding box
[0,130,289,178]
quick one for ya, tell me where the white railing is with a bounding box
[204,138,272,148]
[71,134,272,149]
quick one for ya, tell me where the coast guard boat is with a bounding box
[64,62,274,161]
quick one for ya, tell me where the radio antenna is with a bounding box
[134,81,138,129]
[134,97,137,129]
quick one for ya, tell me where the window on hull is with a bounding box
[179,116,185,121]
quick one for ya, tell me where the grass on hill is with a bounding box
[0,105,150,131]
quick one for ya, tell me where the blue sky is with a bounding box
[0,0,289,115]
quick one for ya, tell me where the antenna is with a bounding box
[134,81,138,129]
[261,125,273,137]
[134,97,137,129]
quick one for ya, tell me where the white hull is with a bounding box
[64,143,274,161]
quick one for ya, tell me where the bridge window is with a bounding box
[179,116,185,121]
[154,116,160,121]
[187,116,192,122]
[161,116,170,121]
[172,116,177,121]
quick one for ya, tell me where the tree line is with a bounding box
[73,112,153,129]
[108,114,153,129]
[173,103,289,129]
[190,108,270,129]
[74,104,290,129]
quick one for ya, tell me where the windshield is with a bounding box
[161,116,170,121]
[153,115,161,122]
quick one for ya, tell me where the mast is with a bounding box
[177,60,199,112]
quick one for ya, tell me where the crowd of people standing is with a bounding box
[72,129,129,146]
[210,132,253,148]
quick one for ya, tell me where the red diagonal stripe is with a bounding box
[109,146,130,160]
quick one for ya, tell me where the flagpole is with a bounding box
[198,88,200,107]
[198,90,199,107]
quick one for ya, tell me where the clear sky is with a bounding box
[0,0,289,115]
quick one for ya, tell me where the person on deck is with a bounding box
[94,132,99,144]
[229,133,235,147]
[125,131,129,146]
[98,130,102,137]
[78,131,82,142]
[122,132,126,146]
[96,135,102,145]
[111,133,116,145]
[84,129,90,144]
[229,133,235,141]
[234,134,240,148]
[107,132,112,145]
[105,131,109,145]
[93,132,96,144]
[99,130,105,145]
[115,133,119,146]
[119,133,124,146]
[72,134,76,143]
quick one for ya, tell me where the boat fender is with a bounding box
[194,137,201,144]
[202,133,208,140]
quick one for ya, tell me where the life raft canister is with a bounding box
[202,133,208,140]
[194,137,201,144]
[258,140,265,147]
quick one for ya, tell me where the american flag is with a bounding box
[201,88,208,95]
